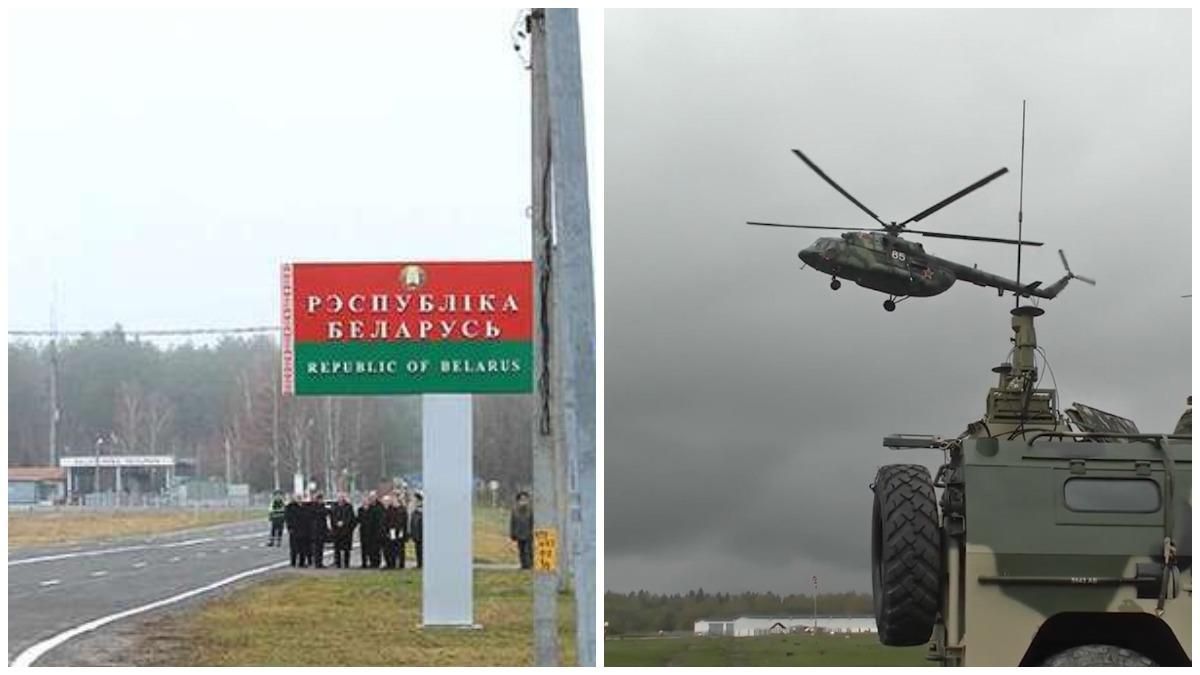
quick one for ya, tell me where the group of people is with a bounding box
[268,489,424,570]
[267,487,536,570]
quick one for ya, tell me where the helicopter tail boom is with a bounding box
[1028,275,1071,299]
[938,249,1093,300]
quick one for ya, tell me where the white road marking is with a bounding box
[7,520,264,567]
[220,548,230,554]
[159,537,218,549]
[240,545,249,550]
[9,537,215,566]
[10,559,291,666]
[89,571,108,577]
[169,556,181,563]
[220,532,266,543]
[132,561,147,569]
[39,579,62,587]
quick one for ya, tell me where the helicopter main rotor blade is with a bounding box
[746,221,883,232]
[790,149,888,228]
[897,167,1010,227]
[909,229,1043,246]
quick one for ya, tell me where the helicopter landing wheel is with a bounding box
[883,299,897,312]
[830,279,842,291]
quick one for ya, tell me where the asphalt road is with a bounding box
[8,518,289,665]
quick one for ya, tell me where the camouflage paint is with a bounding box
[880,306,1191,666]
[795,231,1080,300]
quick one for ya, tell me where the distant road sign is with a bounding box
[59,455,174,468]
[281,261,533,396]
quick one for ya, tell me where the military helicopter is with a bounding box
[748,149,1093,311]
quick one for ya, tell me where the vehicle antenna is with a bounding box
[1015,100,1026,309]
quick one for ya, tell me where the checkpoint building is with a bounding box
[59,455,180,498]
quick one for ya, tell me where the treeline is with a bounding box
[605,589,874,635]
[8,326,531,494]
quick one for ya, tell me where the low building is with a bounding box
[693,618,737,636]
[60,454,178,499]
[694,615,877,637]
[8,467,67,505]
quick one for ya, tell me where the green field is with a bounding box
[604,633,928,667]
[134,569,576,666]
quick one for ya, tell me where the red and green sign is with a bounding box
[281,261,533,396]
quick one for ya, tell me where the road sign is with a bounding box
[281,261,533,396]
[59,455,174,468]
[533,528,558,572]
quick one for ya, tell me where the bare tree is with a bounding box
[114,381,144,454]
[146,391,173,455]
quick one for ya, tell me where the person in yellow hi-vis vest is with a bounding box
[267,491,286,547]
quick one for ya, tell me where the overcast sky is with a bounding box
[6,8,602,337]
[605,9,1190,595]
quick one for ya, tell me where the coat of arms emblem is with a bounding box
[400,265,427,290]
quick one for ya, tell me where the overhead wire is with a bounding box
[9,325,280,339]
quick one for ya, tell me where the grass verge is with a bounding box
[604,633,927,667]
[133,569,576,666]
[7,508,258,549]
[472,505,518,564]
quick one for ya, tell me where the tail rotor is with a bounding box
[1058,249,1095,286]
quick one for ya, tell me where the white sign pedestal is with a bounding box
[421,394,477,628]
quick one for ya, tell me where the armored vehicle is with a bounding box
[871,306,1190,666]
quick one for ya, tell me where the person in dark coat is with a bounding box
[268,491,286,547]
[360,491,385,568]
[308,492,330,568]
[509,490,534,570]
[408,492,424,569]
[356,494,374,568]
[283,494,305,567]
[329,493,356,568]
[380,494,408,569]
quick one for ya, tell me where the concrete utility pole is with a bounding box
[555,413,571,593]
[812,575,818,632]
[48,340,59,467]
[94,436,103,497]
[528,8,561,665]
[545,8,597,666]
[48,287,60,468]
[224,435,232,486]
[272,365,281,491]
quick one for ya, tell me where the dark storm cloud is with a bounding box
[605,9,1190,594]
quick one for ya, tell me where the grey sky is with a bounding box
[605,9,1190,595]
[7,8,602,335]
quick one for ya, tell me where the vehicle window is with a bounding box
[1063,478,1160,513]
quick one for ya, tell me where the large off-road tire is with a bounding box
[1041,644,1157,666]
[871,464,940,647]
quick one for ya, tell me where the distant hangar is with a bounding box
[694,616,877,637]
